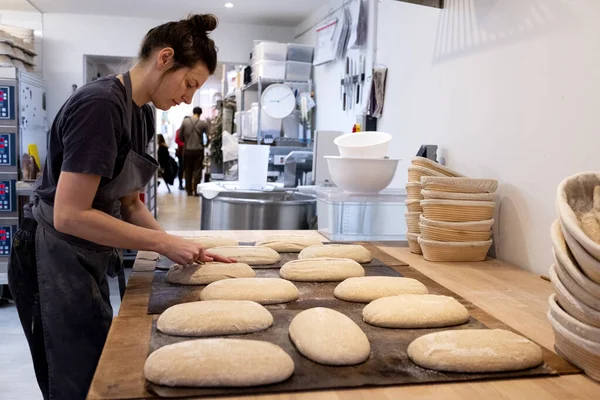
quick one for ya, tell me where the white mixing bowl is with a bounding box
[325,156,400,194]
[334,131,392,158]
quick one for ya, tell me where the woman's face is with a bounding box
[150,49,211,110]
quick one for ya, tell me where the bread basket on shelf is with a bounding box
[421,190,496,202]
[419,215,495,232]
[405,212,421,234]
[421,177,499,194]
[418,237,493,262]
[421,199,495,223]
[411,157,464,178]
[406,233,422,254]
[406,182,424,200]
[406,199,423,213]
[408,166,445,183]
[549,263,600,328]
[419,223,492,243]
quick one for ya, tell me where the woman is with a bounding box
[8,14,232,400]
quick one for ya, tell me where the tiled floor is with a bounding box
[0,182,198,399]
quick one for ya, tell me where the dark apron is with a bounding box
[8,71,158,400]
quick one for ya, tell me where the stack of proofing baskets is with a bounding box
[547,172,600,381]
[405,157,498,262]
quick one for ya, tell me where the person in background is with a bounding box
[8,14,234,400]
[174,118,187,190]
[156,134,178,189]
[179,107,207,196]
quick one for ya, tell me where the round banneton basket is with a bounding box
[547,294,600,381]
[421,199,495,223]
[405,212,421,234]
[421,189,496,202]
[411,157,465,178]
[419,223,491,243]
[560,221,600,286]
[408,166,445,183]
[406,233,422,255]
[406,199,423,213]
[553,256,600,311]
[551,220,600,299]
[418,237,492,262]
[406,182,424,201]
[421,177,498,194]
[420,215,495,232]
[556,172,600,261]
[549,263,600,329]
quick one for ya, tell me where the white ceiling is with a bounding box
[1,0,39,12]
[26,0,322,26]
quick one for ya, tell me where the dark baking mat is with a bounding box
[147,255,396,315]
[146,301,556,399]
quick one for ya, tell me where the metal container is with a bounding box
[201,191,316,230]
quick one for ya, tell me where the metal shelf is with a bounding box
[242,78,311,92]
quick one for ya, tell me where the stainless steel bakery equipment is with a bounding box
[283,151,313,187]
[0,67,46,285]
[200,191,316,230]
[312,130,343,185]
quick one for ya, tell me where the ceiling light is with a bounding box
[224,2,234,8]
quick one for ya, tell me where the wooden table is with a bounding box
[88,231,600,400]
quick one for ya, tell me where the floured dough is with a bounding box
[207,246,281,265]
[279,258,365,282]
[144,339,294,387]
[298,244,373,263]
[157,300,273,337]
[289,307,370,365]
[166,263,256,285]
[576,186,600,244]
[256,235,323,253]
[182,236,238,249]
[200,278,299,305]
[408,329,543,373]
[363,294,470,328]
[334,276,428,303]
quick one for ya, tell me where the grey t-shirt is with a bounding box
[36,76,155,205]
[180,116,207,151]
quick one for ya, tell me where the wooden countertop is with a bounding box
[88,232,600,400]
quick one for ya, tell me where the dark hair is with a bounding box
[139,14,218,74]
[193,107,202,116]
[157,134,166,146]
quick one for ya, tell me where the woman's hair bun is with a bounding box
[187,14,218,33]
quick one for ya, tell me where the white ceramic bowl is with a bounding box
[334,132,392,158]
[325,156,399,194]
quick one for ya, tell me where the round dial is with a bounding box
[261,84,296,119]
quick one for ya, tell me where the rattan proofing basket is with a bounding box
[421,199,495,222]
[406,199,423,213]
[418,237,492,262]
[406,182,424,201]
[408,166,446,183]
[419,223,492,242]
[419,215,495,232]
[406,233,422,254]
[421,177,499,194]
[411,157,465,177]
[421,189,496,202]
[405,212,422,234]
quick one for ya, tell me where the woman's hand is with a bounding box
[161,235,235,265]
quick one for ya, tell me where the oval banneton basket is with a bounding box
[421,199,495,223]
[418,237,493,262]
[406,182,424,201]
[406,232,422,255]
[419,223,492,243]
[408,165,446,183]
[556,172,600,262]
[405,212,421,234]
[421,176,498,194]
[547,294,600,381]
[411,157,465,178]
[419,215,495,232]
[553,255,600,312]
[421,189,496,202]
[549,263,600,329]
[406,199,423,213]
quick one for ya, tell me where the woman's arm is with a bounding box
[53,171,232,264]
[120,191,163,232]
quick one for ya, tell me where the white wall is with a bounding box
[295,0,377,133]
[42,13,295,122]
[376,0,600,275]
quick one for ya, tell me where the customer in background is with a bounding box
[180,107,207,196]
[156,134,178,190]
[174,119,186,190]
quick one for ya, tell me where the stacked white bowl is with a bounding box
[325,132,399,195]
[548,172,600,381]
[404,157,465,255]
